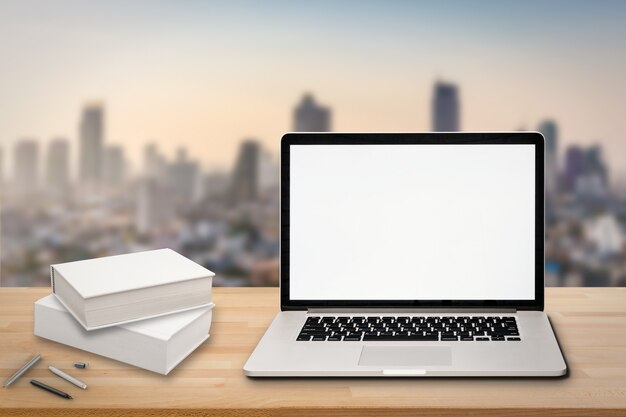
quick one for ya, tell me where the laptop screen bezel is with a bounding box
[280,132,545,311]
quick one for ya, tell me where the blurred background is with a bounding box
[1,0,626,287]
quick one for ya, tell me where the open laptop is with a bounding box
[244,132,567,377]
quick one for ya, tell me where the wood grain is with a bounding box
[0,287,625,416]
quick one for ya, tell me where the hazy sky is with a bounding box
[1,0,625,175]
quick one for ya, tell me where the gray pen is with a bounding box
[3,354,42,387]
[48,366,88,389]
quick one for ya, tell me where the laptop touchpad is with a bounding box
[359,346,452,366]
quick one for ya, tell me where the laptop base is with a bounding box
[244,310,566,377]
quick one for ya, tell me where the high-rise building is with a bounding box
[432,81,460,132]
[584,145,608,186]
[79,103,104,184]
[230,140,260,203]
[576,145,609,198]
[258,149,278,192]
[143,142,167,181]
[169,148,200,203]
[563,144,609,197]
[103,145,125,186]
[46,138,70,197]
[538,120,559,197]
[136,178,175,235]
[293,94,331,132]
[563,145,584,193]
[13,139,39,196]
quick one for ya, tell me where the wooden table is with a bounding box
[1,287,625,416]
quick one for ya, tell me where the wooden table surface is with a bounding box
[0,287,625,416]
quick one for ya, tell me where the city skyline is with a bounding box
[1,1,625,175]
[1,86,624,288]
[0,86,614,194]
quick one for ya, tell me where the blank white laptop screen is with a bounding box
[289,144,536,300]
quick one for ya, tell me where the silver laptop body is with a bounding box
[244,132,567,377]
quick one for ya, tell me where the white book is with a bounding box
[34,294,214,375]
[51,248,214,330]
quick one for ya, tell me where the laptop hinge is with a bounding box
[307,308,517,314]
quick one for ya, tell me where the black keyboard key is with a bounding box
[491,336,505,341]
[327,336,343,341]
[343,336,362,341]
[311,336,327,341]
[297,335,311,341]
[460,337,474,341]
[299,332,328,337]
[363,334,439,341]
[475,337,490,341]
[362,335,392,341]
[441,336,458,341]
[412,334,439,341]
[377,335,410,341]
[507,337,521,341]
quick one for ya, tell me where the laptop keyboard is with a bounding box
[297,316,520,341]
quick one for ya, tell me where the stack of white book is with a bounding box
[34,248,215,375]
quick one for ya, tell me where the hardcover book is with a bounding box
[34,294,214,375]
[51,248,214,330]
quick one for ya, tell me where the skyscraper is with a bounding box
[432,81,460,132]
[537,120,559,197]
[584,145,608,186]
[46,138,70,197]
[293,94,331,132]
[563,145,585,193]
[143,142,167,181]
[79,103,104,184]
[13,139,39,196]
[563,144,609,197]
[169,147,200,203]
[103,145,125,186]
[258,149,278,193]
[136,178,175,235]
[230,140,260,203]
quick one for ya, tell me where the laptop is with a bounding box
[244,132,567,377]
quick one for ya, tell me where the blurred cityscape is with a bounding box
[1,82,625,287]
